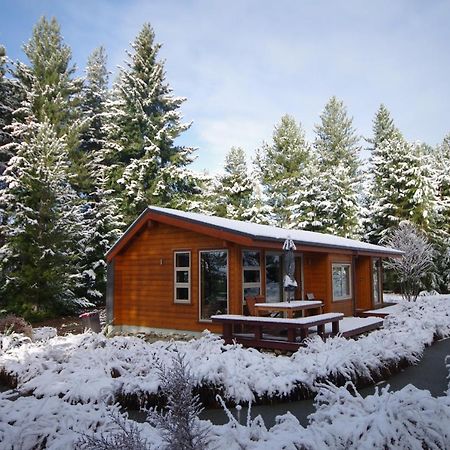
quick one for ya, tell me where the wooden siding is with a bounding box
[355,256,373,311]
[114,222,228,333]
[327,254,354,316]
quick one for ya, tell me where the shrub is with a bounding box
[0,314,33,337]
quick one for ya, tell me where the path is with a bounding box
[200,337,450,427]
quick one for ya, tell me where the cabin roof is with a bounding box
[106,206,403,260]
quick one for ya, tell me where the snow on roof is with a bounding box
[148,206,403,256]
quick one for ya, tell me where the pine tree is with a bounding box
[256,114,311,227]
[369,138,437,242]
[77,46,110,194]
[213,147,253,220]
[80,46,109,154]
[313,97,361,237]
[0,122,91,318]
[104,23,199,222]
[13,17,83,148]
[80,166,125,304]
[367,104,402,152]
[429,134,450,292]
[0,45,21,182]
[288,155,334,233]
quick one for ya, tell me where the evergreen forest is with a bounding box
[1,17,449,319]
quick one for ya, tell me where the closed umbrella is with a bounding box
[283,237,297,303]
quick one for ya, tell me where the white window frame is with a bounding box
[332,263,352,301]
[174,251,191,304]
[242,249,261,300]
[198,249,229,323]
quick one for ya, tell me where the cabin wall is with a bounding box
[113,222,230,333]
[355,256,373,311]
[327,254,354,316]
[303,252,328,303]
[111,220,378,333]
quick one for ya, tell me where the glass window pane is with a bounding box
[201,251,228,320]
[176,270,189,283]
[176,252,190,268]
[266,253,282,302]
[243,269,260,283]
[243,251,260,267]
[333,264,350,299]
[176,287,189,301]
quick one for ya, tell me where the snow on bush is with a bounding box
[0,296,449,405]
[0,392,161,450]
[32,326,57,341]
[2,382,449,449]
[209,383,450,449]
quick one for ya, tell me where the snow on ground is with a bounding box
[1,295,450,448]
[365,304,403,315]
[1,296,449,405]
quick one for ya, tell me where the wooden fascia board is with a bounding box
[106,209,151,261]
[106,209,256,261]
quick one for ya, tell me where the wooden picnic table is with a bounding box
[254,300,323,318]
[211,313,344,351]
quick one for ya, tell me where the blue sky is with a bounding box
[1,0,449,172]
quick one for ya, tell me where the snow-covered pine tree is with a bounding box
[246,176,273,225]
[0,121,91,319]
[313,96,361,238]
[213,147,253,220]
[80,165,126,304]
[12,17,84,162]
[77,46,110,194]
[0,45,21,183]
[369,138,437,243]
[429,134,450,292]
[288,154,334,233]
[367,104,402,152]
[256,114,311,227]
[104,23,199,223]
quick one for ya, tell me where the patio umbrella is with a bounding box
[283,237,298,303]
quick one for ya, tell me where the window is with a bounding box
[265,252,282,302]
[242,250,261,299]
[174,251,190,303]
[332,263,352,301]
[199,250,228,321]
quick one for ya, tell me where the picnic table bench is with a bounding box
[211,312,344,351]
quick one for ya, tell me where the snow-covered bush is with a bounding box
[147,351,210,450]
[1,296,449,406]
[383,222,434,301]
[32,326,57,341]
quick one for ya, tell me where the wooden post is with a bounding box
[287,327,296,342]
[223,323,233,343]
[332,320,340,335]
[317,324,325,338]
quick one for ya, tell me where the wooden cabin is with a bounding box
[106,206,402,334]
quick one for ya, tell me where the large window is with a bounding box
[174,251,191,303]
[332,263,352,301]
[266,252,282,302]
[242,250,261,299]
[200,250,228,321]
